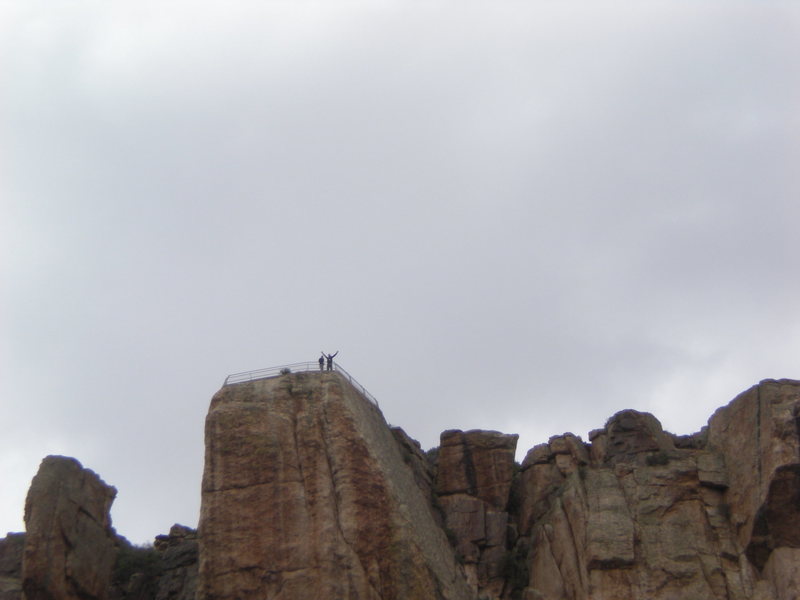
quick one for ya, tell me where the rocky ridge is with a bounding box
[4,376,800,599]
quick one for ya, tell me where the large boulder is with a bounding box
[22,456,117,600]
[197,371,474,600]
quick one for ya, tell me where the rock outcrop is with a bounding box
[513,379,800,600]
[110,525,198,600]
[22,456,118,600]
[152,525,198,600]
[198,371,475,600]
[14,375,800,600]
[435,429,518,599]
[0,533,24,600]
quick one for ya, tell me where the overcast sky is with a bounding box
[2,1,798,545]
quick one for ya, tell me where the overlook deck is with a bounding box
[223,362,379,407]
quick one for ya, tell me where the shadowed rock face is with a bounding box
[22,456,118,600]
[0,533,24,600]
[109,525,198,600]
[435,430,518,597]
[153,525,198,600]
[198,371,475,600]
[707,380,800,571]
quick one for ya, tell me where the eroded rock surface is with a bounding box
[0,533,24,600]
[17,376,800,600]
[512,379,800,600]
[22,456,117,600]
[152,525,198,600]
[435,429,518,599]
[707,379,800,570]
[110,525,198,600]
[198,371,474,600]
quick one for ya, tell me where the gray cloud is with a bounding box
[2,1,798,543]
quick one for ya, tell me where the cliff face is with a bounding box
[435,429,518,597]
[198,371,474,600]
[512,379,800,600]
[198,375,800,600]
[10,375,800,600]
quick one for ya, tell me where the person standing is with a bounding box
[318,354,325,372]
[322,350,338,371]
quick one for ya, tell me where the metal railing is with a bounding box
[222,362,379,407]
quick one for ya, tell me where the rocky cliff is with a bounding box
[198,371,473,600]
[509,379,800,600]
[7,375,800,600]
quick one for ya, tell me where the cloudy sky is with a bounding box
[2,1,798,545]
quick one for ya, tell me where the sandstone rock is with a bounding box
[762,547,800,600]
[707,379,800,572]
[517,462,564,536]
[198,371,474,600]
[436,429,518,511]
[519,432,766,599]
[594,409,675,464]
[521,444,550,469]
[12,371,800,600]
[154,525,198,600]
[110,525,198,600]
[697,450,729,490]
[584,469,634,569]
[548,434,587,462]
[434,429,518,599]
[22,456,117,600]
[0,533,24,600]
[439,494,486,551]
[390,426,436,504]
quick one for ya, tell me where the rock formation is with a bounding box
[22,455,118,600]
[198,371,474,600]
[111,525,198,600]
[513,379,800,600]
[196,374,800,600]
[435,429,518,598]
[12,374,800,600]
[152,525,198,600]
[0,533,24,600]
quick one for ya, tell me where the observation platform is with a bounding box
[223,361,379,407]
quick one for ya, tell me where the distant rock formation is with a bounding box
[197,371,474,600]
[10,375,800,600]
[22,456,118,600]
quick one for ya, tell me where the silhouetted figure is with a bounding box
[322,351,338,371]
[318,355,324,371]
